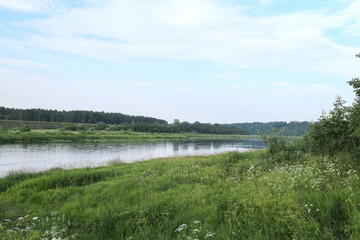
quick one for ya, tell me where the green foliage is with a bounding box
[308,96,352,156]
[0,106,168,125]
[0,125,8,131]
[0,130,250,144]
[348,77,360,98]
[19,125,31,132]
[95,121,108,130]
[63,124,90,131]
[308,55,360,159]
[262,130,287,156]
[64,124,78,131]
[107,125,120,131]
[261,129,310,164]
[230,121,310,136]
[76,124,88,131]
[0,115,249,135]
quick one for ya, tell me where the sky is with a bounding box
[0,0,359,123]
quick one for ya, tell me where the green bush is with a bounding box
[262,130,287,155]
[95,121,108,130]
[107,125,120,131]
[307,55,360,161]
[76,124,88,131]
[262,130,310,163]
[64,124,78,131]
[19,125,31,132]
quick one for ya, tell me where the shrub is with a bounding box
[64,124,78,131]
[262,129,287,153]
[19,125,31,132]
[95,121,108,130]
[107,125,120,131]
[262,129,310,163]
[76,124,88,131]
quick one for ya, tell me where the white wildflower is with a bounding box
[175,224,187,233]
[205,231,216,238]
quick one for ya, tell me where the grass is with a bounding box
[0,129,256,144]
[1,150,360,239]
[0,119,69,130]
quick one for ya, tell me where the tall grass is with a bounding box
[0,130,253,144]
[0,151,359,239]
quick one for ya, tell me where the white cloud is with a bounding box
[0,57,50,68]
[0,0,56,13]
[338,1,360,36]
[3,0,360,75]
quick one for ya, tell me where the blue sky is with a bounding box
[0,0,359,123]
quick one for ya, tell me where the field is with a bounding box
[0,129,255,144]
[1,150,359,239]
[0,120,91,130]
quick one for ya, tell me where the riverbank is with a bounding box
[0,129,256,144]
[1,150,359,239]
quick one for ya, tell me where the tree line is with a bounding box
[228,121,310,136]
[81,121,249,134]
[0,107,167,125]
[0,107,249,135]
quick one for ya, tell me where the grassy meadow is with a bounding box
[0,129,255,144]
[0,120,75,130]
[1,149,360,239]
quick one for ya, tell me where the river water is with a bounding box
[0,138,264,177]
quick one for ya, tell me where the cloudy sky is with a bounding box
[0,0,359,123]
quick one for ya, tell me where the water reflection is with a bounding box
[0,138,264,177]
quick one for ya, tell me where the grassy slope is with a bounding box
[0,130,255,144]
[0,119,78,130]
[1,151,360,239]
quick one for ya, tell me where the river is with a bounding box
[0,138,264,177]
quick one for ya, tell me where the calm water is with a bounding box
[0,138,264,177]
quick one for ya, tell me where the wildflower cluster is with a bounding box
[175,220,215,240]
[303,203,320,214]
[0,211,77,240]
[254,156,360,195]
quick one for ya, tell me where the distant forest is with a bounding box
[0,106,167,125]
[229,121,310,136]
[115,121,249,135]
[0,107,309,135]
[0,107,248,135]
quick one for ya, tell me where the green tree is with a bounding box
[95,121,108,130]
[309,97,351,156]
[19,125,31,132]
[308,53,360,157]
